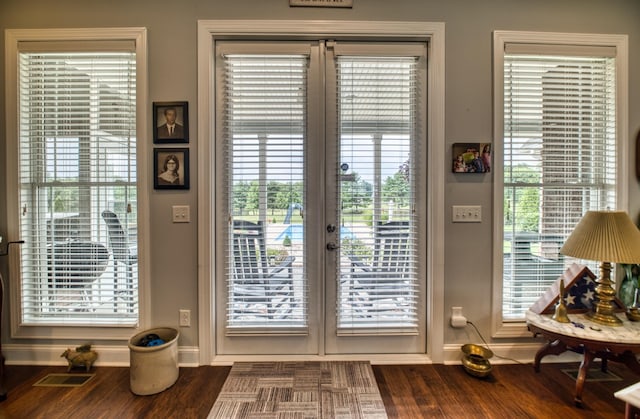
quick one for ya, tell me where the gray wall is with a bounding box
[1,0,639,353]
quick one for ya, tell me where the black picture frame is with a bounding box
[154,148,190,190]
[153,101,189,144]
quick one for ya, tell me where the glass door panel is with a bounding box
[324,45,426,354]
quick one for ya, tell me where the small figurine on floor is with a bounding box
[61,344,98,372]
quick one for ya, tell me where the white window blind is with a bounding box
[222,53,308,330]
[502,48,617,319]
[18,47,138,325]
[335,54,420,332]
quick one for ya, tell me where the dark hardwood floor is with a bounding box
[0,361,634,418]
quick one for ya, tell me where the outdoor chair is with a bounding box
[231,220,295,320]
[347,221,411,316]
[102,210,138,311]
[47,240,110,308]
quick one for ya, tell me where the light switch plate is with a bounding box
[452,205,482,223]
[172,205,190,223]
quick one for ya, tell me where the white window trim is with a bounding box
[4,27,150,340]
[491,30,629,338]
[197,20,446,363]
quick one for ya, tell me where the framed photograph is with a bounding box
[452,142,491,173]
[154,148,190,190]
[153,101,188,144]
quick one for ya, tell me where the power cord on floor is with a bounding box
[466,320,531,365]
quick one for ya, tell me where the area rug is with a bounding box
[33,373,95,387]
[208,361,388,418]
[561,368,622,382]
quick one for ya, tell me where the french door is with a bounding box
[214,40,427,355]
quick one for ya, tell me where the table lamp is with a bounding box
[560,210,640,326]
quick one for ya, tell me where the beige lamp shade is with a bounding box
[560,210,640,264]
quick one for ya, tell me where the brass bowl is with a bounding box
[461,344,493,378]
[626,308,640,322]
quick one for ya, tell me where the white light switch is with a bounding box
[172,205,190,223]
[452,205,482,223]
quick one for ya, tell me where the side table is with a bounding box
[526,310,640,406]
[615,381,640,419]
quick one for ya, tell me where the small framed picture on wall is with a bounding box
[154,148,190,190]
[452,142,491,173]
[153,101,189,144]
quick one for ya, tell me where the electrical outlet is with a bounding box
[179,309,191,327]
[452,205,482,223]
[172,205,190,223]
[451,306,467,328]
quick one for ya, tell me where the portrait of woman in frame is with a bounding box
[154,148,190,190]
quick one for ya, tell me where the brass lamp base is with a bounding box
[587,261,623,327]
[586,308,622,326]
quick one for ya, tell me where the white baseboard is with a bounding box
[3,344,200,368]
[2,343,580,367]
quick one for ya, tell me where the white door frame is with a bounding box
[197,20,446,365]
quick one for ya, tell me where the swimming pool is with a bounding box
[275,224,354,243]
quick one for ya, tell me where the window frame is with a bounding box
[491,30,629,337]
[4,28,150,340]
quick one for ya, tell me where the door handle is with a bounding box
[326,242,340,251]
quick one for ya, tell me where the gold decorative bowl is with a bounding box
[461,344,493,378]
[626,308,640,322]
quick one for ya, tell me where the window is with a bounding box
[493,31,628,330]
[5,29,148,333]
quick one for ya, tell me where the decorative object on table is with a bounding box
[626,308,640,322]
[460,343,493,378]
[60,344,98,372]
[623,265,640,320]
[452,142,491,173]
[560,210,640,326]
[552,279,571,323]
[530,263,624,315]
[618,212,640,318]
[619,263,640,308]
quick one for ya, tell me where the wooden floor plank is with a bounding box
[0,362,633,418]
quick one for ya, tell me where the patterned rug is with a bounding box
[208,361,388,418]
